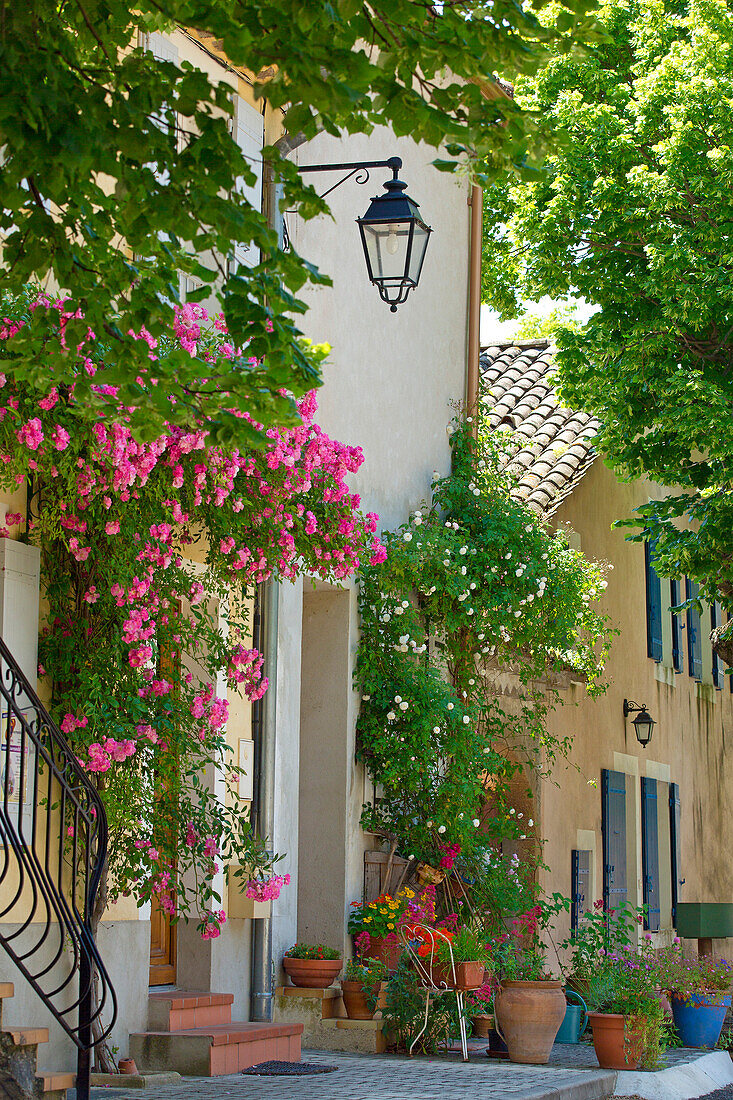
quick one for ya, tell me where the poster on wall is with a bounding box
[0,712,34,806]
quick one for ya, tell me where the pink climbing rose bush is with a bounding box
[0,287,386,938]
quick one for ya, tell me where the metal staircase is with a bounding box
[0,636,116,1100]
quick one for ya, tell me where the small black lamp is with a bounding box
[623,699,656,747]
[357,157,432,312]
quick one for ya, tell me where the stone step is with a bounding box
[148,990,234,1031]
[5,1026,49,1047]
[130,1021,304,1076]
[39,1070,75,1099]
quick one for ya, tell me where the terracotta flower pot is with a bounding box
[362,935,403,972]
[341,979,381,1020]
[282,956,342,988]
[472,1013,494,1038]
[587,1012,644,1070]
[494,980,566,1064]
[117,1058,138,1075]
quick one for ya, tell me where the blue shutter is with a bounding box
[686,578,702,680]
[670,579,684,673]
[571,849,591,932]
[645,542,663,661]
[669,782,682,927]
[712,602,721,689]
[641,777,661,931]
[602,769,627,911]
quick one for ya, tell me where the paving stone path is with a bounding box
[83,1048,616,1100]
[78,1045,723,1100]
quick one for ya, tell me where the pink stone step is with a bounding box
[148,990,234,1031]
[130,1020,303,1076]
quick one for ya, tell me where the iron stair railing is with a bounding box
[0,635,117,1100]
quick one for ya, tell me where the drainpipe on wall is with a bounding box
[250,129,307,1023]
[466,184,483,430]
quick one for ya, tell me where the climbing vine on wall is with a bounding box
[355,414,612,886]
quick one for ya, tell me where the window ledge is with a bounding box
[654,663,676,688]
[696,682,718,705]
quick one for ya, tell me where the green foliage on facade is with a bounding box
[355,414,612,872]
[481,0,733,660]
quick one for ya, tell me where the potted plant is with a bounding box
[656,943,732,1049]
[563,900,645,1000]
[282,943,342,988]
[493,904,567,1065]
[584,947,665,1070]
[340,957,389,1020]
[434,925,488,991]
[347,887,418,971]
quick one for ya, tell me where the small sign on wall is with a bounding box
[238,738,254,801]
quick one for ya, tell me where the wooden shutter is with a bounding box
[230,94,264,271]
[641,777,661,931]
[669,782,683,927]
[670,579,684,673]
[571,849,591,932]
[601,769,627,911]
[645,542,662,661]
[712,602,721,688]
[686,578,702,680]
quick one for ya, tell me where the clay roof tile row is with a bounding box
[479,340,599,517]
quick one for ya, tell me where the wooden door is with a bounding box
[149,891,177,985]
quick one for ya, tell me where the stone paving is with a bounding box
[77,1045,720,1100]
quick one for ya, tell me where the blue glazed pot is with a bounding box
[670,992,731,1048]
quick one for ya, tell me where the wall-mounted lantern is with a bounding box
[623,699,656,748]
[298,156,432,313]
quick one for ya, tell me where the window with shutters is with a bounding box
[670,579,684,673]
[601,769,627,912]
[645,542,662,661]
[669,782,683,927]
[711,602,721,689]
[641,777,661,931]
[571,849,591,933]
[230,94,264,272]
[686,578,702,680]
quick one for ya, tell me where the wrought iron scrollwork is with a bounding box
[0,636,117,1100]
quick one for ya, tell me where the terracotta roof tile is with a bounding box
[479,340,599,516]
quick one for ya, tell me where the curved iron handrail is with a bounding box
[0,635,117,1100]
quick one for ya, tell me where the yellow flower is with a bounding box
[379,907,388,914]
[404,889,415,899]
[364,917,372,924]
[369,902,377,909]
[387,923,395,930]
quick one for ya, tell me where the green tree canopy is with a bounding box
[0,0,601,444]
[481,0,733,665]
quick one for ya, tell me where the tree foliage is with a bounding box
[0,0,602,443]
[481,0,733,664]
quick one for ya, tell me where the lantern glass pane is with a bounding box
[361,221,411,283]
[407,222,430,285]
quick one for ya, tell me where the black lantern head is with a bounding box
[357,158,432,312]
[623,699,656,747]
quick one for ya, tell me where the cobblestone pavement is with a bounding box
[83,1047,616,1100]
[78,1045,718,1100]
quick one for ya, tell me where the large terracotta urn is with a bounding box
[494,980,566,1064]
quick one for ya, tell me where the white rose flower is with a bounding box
[433,726,440,734]
[459,546,467,555]
[473,819,480,827]
[447,702,454,710]
[462,715,470,725]
[387,711,396,720]
[528,819,534,827]
[438,825,446,834]
[468,677,475,685]
[395,695,402,702]
[362,694,371,701]
[509,807,515,815]
[399,701,409,711]
[394,607,404,615]
[403,532,412,541]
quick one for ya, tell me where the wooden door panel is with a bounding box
[149,892,177,985]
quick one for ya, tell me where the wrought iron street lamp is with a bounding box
[297,156,432,312]
[623,699,656,747]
